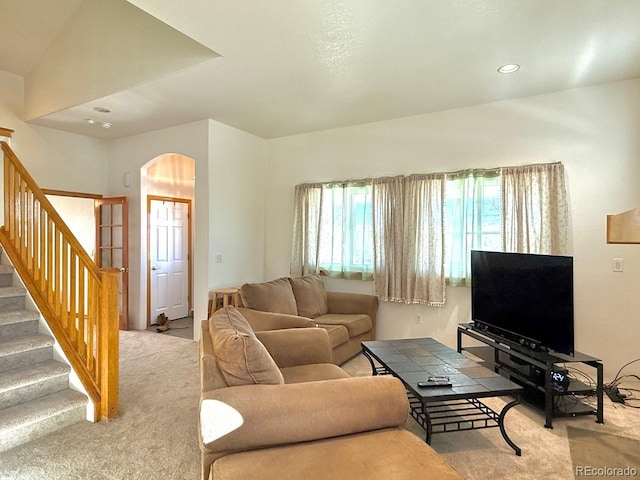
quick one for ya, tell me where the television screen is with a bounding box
[471,250,574,355]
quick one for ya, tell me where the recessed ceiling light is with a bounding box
[100,122,112,129]
[497,64,520,74]
[85,119,95,124]
[93,106,111,113]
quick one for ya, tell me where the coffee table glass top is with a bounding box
[362,338,522,401]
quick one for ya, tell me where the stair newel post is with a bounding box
[99,268,119,420]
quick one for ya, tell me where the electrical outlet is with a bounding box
[415,314,422,324]
[613,258,624,272]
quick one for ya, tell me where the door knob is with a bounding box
[119,267,128,273]
[151,266,159,271]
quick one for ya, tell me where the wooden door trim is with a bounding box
[96,196,129,330]
[146,195,192,326]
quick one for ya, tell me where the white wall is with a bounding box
[0,70,109,193]
[207,121,268,289]
[46,195,96,257]
[108,120,210,334]
[108,119,267,337]
[265,78,640,379]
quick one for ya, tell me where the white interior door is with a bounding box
[149,198,190,323]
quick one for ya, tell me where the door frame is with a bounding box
[95,196,129,330]
[146,195,193,326]
[43,189,131,331]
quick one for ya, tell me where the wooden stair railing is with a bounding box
[0,141,118,420]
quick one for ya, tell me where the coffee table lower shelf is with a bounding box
[407,394,521,456]
[366,350,521,456]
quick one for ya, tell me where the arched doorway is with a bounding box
[141,153,195,338]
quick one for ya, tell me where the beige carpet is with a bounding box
[0,332,638,480]
[567,426,640,478]
[342,354,640,480]
[0,331,200,480]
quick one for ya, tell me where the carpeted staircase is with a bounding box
[0,259,87,453]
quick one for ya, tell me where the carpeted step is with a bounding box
[0,265,14,288]
[0,310,40,340]
[0,334,54,373]
[0,389,87,454]
[0,360,71,410]
[0,286,26,312]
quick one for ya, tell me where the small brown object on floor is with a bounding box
[156,313,171,332]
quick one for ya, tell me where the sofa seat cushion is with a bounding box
[316,324,349,348]
[280,363,350,384]
[210,428,465,480]
[288,274,328,318]
[240,277,298,315]
[210,306,284,386]
[316,313,372,338]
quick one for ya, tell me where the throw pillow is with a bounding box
[239,277,298,315]
[210,306,284,386]
[289,274,329,318]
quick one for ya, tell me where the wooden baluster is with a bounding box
[0,142,118,421]
[78,265,86,360]
[70,252,77,343]
[47,218,54,304]
[61,239,69,330]
[87,278,96,375]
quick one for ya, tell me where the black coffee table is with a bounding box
[362,338,523,456]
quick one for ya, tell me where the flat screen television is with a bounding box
[470,250,574,356]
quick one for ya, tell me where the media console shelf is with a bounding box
[457,323,604,428]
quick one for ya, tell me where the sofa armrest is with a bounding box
[200,375,408,456]
[255,328,333,367]
[326,292,378,336]
[237,307,314,331]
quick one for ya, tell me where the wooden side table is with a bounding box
[208,287,240,317]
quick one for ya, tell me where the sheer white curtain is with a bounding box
[501,162,568,254]
[318,181,373,280]
[372,173,446,305]
[291,181,373,279]
[291,183,323,276]
[445,169,501,287]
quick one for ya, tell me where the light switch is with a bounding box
[613,258,624,272]
[216,253,223,263]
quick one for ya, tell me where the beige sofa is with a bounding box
[199,306,465,480]
[237,274,377,364]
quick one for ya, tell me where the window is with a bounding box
[290,181,373,280]
[444,170,501,287]
[291,162,567,304]
[318,182,373,279]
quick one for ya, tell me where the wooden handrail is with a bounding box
[0,141,118,420]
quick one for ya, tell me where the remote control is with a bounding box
[417,380,452,388]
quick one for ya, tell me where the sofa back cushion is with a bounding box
[289,274,329,318]
[210,306,284,386]
[240,277,298,315]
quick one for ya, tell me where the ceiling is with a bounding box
[2,0,640,140]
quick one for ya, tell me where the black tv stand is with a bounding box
[457,323,604,428]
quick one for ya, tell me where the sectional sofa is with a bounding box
[236,274,377,364]
[198,305,465,480]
